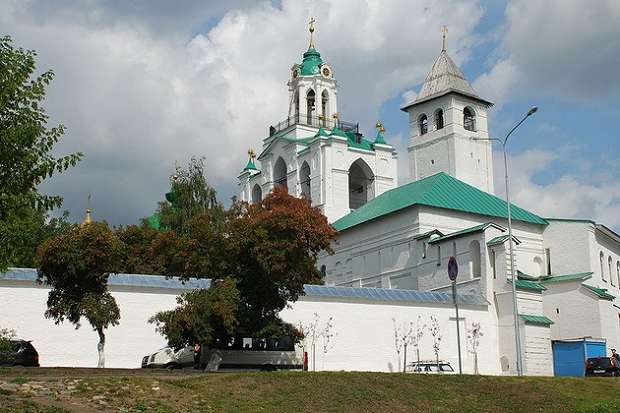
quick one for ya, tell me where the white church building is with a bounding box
[1,25,618,376]
[238,25,620,375]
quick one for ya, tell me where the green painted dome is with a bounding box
[300,47,323,76]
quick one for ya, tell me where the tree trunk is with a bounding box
[403,343,407,373]
[97,327,105,368]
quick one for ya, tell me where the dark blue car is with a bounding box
[0,340,40,367]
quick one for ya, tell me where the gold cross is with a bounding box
[248,149,256,160]
[442,25,448,51]
[309,17,316,48]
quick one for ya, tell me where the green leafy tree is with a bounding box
[116,224,164,275]
[150,277,239,350]
[0,36,82,271]
[155,157,223,234]
[0,327,16,353]
[37,222,123,367]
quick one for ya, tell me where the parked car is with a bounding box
[141,346,193,369]
[0,339,39,367]
[585,357,619,377]
[406,361,455,374]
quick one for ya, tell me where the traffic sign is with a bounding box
[448,256,458,281]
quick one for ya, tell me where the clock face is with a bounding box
[321,65,332,78]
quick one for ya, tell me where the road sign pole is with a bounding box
[448,256,462,375]
[452,280,463,375]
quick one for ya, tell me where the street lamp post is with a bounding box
[472,106,538,377]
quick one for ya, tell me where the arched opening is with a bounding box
[463,107,476,131]
[534,256,544,276]
[348,159,374,210]
[418,113,428,135]
[609,256,614,286]
[321,90,329,126]
[469,240,481,278]
[320,265,327,278]
[299,161,311,201]
[600,251,606,282]
[251,184,262,204]
[306,89,316,124]
[273,157,288,192]
[434,109,444,130]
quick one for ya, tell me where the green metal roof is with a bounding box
[146,213,161,231]
[333,172,548,232]
[519,314,554,326]
[243,158,258,171]
[539,272,593,284]
[509,278,547,292]
[544,217,596,224]
[583,284,616,301]
[428,223,503,244]
[300,47,323,76]
[374,129,387,145]
[487,234,521,246]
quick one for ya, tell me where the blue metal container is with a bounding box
[552,338,607,376]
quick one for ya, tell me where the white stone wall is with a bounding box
[543,281,602,340]
[280,296,500,374]
[0,282,178,368]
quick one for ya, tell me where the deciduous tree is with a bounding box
[0,36,82,270]
[37,222,123,367]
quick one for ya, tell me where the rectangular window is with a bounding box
[390,273,418,290]
[545,248,552,275]
[491,249,497,279]
[422,242,427,259]
[437,245,441,266]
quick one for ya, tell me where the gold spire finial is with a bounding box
[376,121,385,133]
[248,148,256,160]
[308,17,316,48]
[441,25,448,51]
[81,193,93,226]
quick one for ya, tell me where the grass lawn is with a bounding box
[1,368,619,412]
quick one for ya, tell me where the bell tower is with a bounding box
[401,28,494,193]
[286,17,338,129]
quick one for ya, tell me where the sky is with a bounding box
[2,0,619,230]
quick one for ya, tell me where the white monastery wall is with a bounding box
[0,282,177,368]
[522,323,554,376]
[598,299,620,352]
[590,227,620,295]
[280,297,500,374]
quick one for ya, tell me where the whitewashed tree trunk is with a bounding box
[97,328,105,368]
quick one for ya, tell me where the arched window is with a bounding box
[434,109,444,130]
[348,159,374,210]
[469,240,481,278]
[533,257,544,276]
[273,157,288,192]
[617,261,620,288]
[251,184,262,204]
[463,107,476,131]
[609,257,614,286]
[299,161,311,201]
[306,89,316,124]
[600,251,606,282]
[418,113,428,135]
[320,265,327,278]
[321,90,329,126]
[491,249,497,279]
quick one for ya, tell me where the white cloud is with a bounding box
[474,0,620,106]
[1,0,484,224]
[493,149,620,230]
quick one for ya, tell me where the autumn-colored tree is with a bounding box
[0,36,82,270]
[224,186,336,338]
[37,222,123,367]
